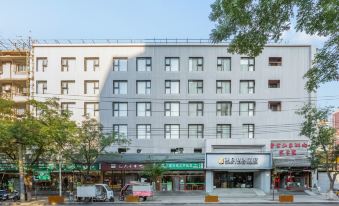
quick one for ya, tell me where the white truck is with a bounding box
[119,182,153,201]
[76,184,114,202]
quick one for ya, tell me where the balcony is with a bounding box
[0,63,29,81]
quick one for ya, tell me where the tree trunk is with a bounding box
[18,144,25,202]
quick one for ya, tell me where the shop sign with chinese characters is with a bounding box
[205,153,271,170]
[271,141,309,157]
[161,162,203,170]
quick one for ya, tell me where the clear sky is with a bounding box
[0,0,338,108]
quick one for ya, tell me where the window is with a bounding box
[137,124,151,139]
[118,148,127,153]
[136,57,151,71]
[188,124,204,138]
[188,80,203,94]
[165,57,179,71]
[243,124,254,139]
[239,102,255,116]
[240,57,255,71]
[36,81,47,94]
[216,80,231,94]
[61,57,76,72]
[165,80,180,94]
[84,102,99,117]
[113,57,128,71]
[268,101,281,111]
[136,80,151,95]
[188,102,203,116]
[61,80,75,95]
[269,57,282,66]
[194,148,202,153]
[16,65,27,72]
[113,124,128,138]
[217,57,231,71]
[60,102,75,115]
[165,124,180,139]
[84,80,99,95]
[268,80,280,88]
[217,124,231,138]
[216,102,232,116]
[164,102,180,116]
[84,57,99,71]
[112,102,128,117]
[136,102,151,116]
[189,57,203,71]
[36,57,48,72]
[240,80,255,94]
[171,148,183,154]
[113,80,128,94]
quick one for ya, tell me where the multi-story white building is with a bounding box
[32,41,313,193]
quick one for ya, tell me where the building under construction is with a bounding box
[0,39,31,115]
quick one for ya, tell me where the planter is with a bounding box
[125,195,139,202]
[48,196,65,204]
[205,195,219,202]
[279,194,294,202]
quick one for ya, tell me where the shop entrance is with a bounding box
[214,172,253,188]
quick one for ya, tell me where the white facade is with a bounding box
[32,43,313,192]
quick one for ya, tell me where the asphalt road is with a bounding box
[65,204,339,206]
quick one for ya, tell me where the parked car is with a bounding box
[119,181,153,201]
[0,190,9,201]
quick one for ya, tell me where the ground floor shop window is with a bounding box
[214,172,253,188]
[161,172,205,191]
[275,170,311,191]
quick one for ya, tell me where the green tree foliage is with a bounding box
[297,105,338,191]
[210,0,338,91]
[64,116,129,178]
[142,163,167,184]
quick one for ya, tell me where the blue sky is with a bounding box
[0,0,338,108]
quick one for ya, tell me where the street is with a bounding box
[63,204,339,206]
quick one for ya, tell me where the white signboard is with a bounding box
[205,153,272,170]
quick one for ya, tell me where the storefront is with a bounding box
[271,140,311,191]
[160,162,204,191]
[205,153,272,193]
[101,163,145,191]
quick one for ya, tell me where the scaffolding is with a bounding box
[0,38,32,116]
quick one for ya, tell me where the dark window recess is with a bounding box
[268,101,281,111]
[269,57,282,66]
[118,148,127,153]
[194,148,202,153]
[268,80,280,88]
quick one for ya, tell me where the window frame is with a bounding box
[188,101,204,116]
[136,102,152,117]
[84,80,99,95]
[243,124,255,139]
[112,102,128,117]
[268,101,282,111]
[164,124,180,139]
[137,124,151,139]
[84,102,99,117]
[217,57,231,71]
[216,101,232,116]
[240,80,255,94]
[216,80,231,94]
[164,101,180,116]
[113,80,128,95]
[269,57,282,66]
[136,80,151,95]
[216,124,231,138]
[165,80,180,94]
[36,57,48,72]
[36,80,47,94]
[188,124,204,139]
[239,101,256,116]
[188,80,203,94]
[61,57,76,72]
[113,57,128,71]
[189,57,203,72]
[84,57,100,71]
[240,57,255,71]
[165,57,180,72]
[136,57,152,71]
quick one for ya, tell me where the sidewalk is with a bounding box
[2,192,338,205]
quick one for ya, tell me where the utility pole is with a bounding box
[18,144,25,201]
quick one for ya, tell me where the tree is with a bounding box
[0,98,78,199]
[141,163,167,191]
[210,0,338,92]
[297,105,338,192]
[64,116,129,182]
